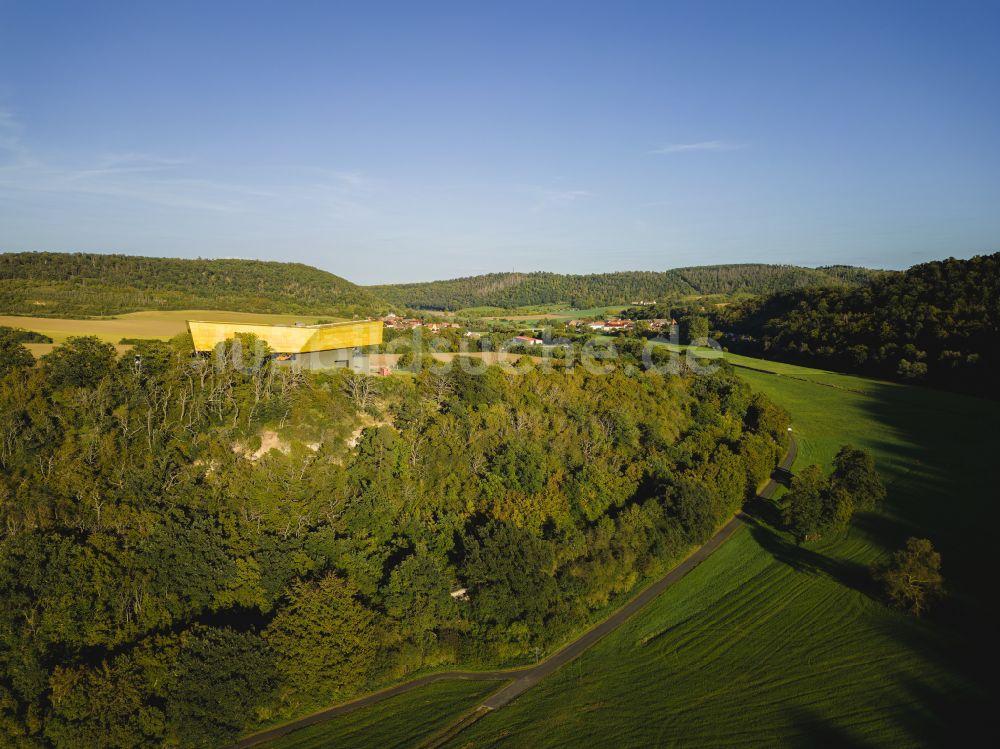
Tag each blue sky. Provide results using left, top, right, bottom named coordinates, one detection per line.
left=1, top=0, right=998, bottom=284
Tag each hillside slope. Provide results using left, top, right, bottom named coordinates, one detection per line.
left=715, top=252, right=1000, bottom=395
left=0, top=252, right=388, bottom=317
left=368, top=264, right=886, bottom=310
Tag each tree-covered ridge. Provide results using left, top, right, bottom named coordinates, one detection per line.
left=0, top=252, right=387, bottom=317
left=370, top=271, right=693, bottom=310
left=369, top=264, right=886, bottom=310
left=713, top=252, right=1000, bottom=395
left=673, top=263, right=885, bottom=296
left=0, top=335, right=788, bottom=747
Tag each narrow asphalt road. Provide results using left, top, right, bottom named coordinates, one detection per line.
left=232, top=437, right=797, bottom=749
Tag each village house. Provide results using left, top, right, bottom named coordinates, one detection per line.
left=605, top=319, right=634, bottom=329
left=422, top=322, right=462, bottom=334
left=648, top=318, right=678, bottom=332
left=383, top=317, right=423, bottom=330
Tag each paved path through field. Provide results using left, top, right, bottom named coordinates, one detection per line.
left=232, top=438, right=797, bottom=749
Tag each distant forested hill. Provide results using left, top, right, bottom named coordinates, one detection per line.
left=673, top=264, right=883, bottom=296
left=0, top=252, right=888, bottom=318
left=0, top=252, right=387, bottom=317
left=715, top=253, right=1000, bottom=395
left=369, top=264, right=886, bottom=310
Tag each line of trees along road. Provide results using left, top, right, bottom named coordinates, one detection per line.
left=0, top=331, right=790, bottom=747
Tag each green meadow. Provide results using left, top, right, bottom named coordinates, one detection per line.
left=454, top=304, right=625, bottom=323
left=262, top=680, right=499, bottom=749
left=274, top=353, right=996, bottom=748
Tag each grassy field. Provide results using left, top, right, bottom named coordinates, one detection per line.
left=261, top=680, right=500, bottom=749
left=454, top=304, right=625, bottom=324
left=1, top=309, right=336, bottom=357
left=443, top=357, right=996, bottom=747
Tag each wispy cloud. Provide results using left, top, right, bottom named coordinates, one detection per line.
left=651, top=140, right=745, bottom=154
left=0, top=115, right=247, bottom=212
left=0, top=159, right=255, bottom=214
left=296, top=168, right=378, bottom=219
left=529, top=187, right=593, bottom=213
left=63, top=153, right=192, bottom=182
left=0, top=110, right=376, bottom=218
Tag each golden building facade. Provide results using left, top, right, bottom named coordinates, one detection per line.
left=187, top=319, right=382, bottom=369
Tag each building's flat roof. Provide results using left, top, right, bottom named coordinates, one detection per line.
left=186, top=319, right=367, bottom=329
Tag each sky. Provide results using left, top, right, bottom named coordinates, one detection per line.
left=1, top=0, right=998, bottom=284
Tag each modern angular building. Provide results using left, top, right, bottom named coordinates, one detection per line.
left=187, top=319, right=382, bottom=370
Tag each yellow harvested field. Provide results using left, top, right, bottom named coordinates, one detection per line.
left=1, top=309, right=338, bottom=349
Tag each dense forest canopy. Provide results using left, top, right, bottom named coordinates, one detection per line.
left=0, top=332, right=788, bottom=747
left=713, top=253, right=1000, bottom=396
left=0, top=252, right=387, bottom=318
left=369, top=264, right=887, bottom=310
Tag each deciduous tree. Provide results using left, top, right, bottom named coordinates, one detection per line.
left=873, top=537, right=944, bottom=616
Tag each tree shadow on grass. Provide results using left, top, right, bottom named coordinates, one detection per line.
left=856, top=380, right=996, bottom=734
left=743, top=493, right=782, bottom=527
left=742, top=459, right=794, bottom=527
left=849, top=511, right=908, bottom=558
left=784, top=705, right=877, bottom=749
left=872, top=604, right=994, bottom=744
left=785, top=667, right=989, bottom=748
left=855, top=380, right=1000, bottom=598
left=896, top=669, right=994, bottom=746
left=742, top=515, right=875, bottom=598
